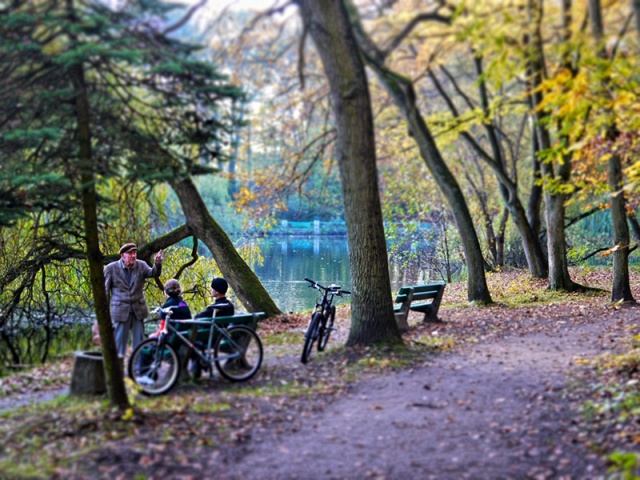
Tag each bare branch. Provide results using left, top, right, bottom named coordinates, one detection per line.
left=381, top=10, right=451, bottom=58
left=161, top=0, right=209, bottom=36
left=298, top=23, right=308, bottom=89
left=174, top=237, right=200, bottom=279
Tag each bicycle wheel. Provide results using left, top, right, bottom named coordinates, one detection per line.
left=128, top=337, right=180, bottom=395
left=301, top=311, right=322, bottom=364
left=214, top=325, right=263, bottom=382
left=318, top=305, right=336, bottom=352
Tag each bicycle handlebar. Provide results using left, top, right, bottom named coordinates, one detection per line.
left=304, top=278, right=350, bottom=295
left=152, top=306, right=174, bottom=316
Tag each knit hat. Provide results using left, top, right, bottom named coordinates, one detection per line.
left=164, top=279, right=182, bottom=297
left=119, top=243, right=137, bottom=255
left=210, top=277, right=228, bottom=294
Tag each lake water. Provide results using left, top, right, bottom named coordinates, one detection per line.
left=248, top=235, right=434, bottom=313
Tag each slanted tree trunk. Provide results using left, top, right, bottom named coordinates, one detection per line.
left=170, top=177, right=281, bottom=317
left=495, top=209, right=508, bottom=266
left=350, top=16, right=492, bottom=304
left=628, top=212, right=640, bottom=242
left=293, top=0, right=401, bottom=346
left=67, top=21, right=129, bottom=409
left=527, top=131, right=544, bottom=236
left=432, top=58, right=547, bottom=277
left=633, top=0, right=640, bottom=48
left=463, top=167, right=499, bottom=266
left=472, top=56, right=547, bottom=277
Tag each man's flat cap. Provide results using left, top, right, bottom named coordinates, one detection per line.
left=119, top=243, right=138, bottom=255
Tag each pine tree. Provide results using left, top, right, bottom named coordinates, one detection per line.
left=0, top=0, right=249, bottom=408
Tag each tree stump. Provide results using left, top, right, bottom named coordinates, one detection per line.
left=70, top=351, right=106, bottom=395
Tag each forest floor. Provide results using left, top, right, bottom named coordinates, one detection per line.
left=2, top=269, right=640, bottom=479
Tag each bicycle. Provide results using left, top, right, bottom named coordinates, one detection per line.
left=128, top=305, right=263, bottom=395
left=301, top=277, right=351, bottom=364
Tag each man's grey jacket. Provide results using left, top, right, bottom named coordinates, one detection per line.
left=104, top=259, right=162, bottom=323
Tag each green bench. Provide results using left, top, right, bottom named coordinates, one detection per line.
left=172, top=312, right=265, bottom=347
left=167, top=312, right=265, bottom=376
left=394, top=282, right=446, bottom=331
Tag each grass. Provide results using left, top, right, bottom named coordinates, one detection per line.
left=262, top=331, right=301, bottom=346
left=442, top=267, right=610, bottom=309
left=228, top=379, right=325, bottom=399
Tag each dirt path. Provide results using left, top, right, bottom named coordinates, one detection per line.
left=2, top=303, right=636, bottom=479
left=220, top=318, right=621, bottom=480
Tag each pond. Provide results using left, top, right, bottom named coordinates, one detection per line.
left=247, top=235, right=435, bottom=313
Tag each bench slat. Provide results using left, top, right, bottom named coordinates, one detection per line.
left=409, top=303, right=434, bottom=313
left=409, top=291, right=440, bottom=302
left=402, top=284, right=445, bottom=293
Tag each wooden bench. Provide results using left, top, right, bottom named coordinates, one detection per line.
left=394, top=282, right=446, bottom=331
left=173, top=312, right=266, bottom=347
left=168, top=312, right=266, bottom=378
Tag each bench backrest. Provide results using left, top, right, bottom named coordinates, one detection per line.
left=395, top=283, right=445, bottom=303
left=170, top=312, right=265, bottom=346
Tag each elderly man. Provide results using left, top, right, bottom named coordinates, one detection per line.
left=105, top=243, right=163, bottom=358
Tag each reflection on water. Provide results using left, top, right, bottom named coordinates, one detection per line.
left=247, top=236, right=433, bottom=313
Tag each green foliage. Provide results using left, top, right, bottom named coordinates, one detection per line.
left=147, top=245, right=223, bottom=313
left=577, top=331, right=640, bottom=477
left=607, top=452, right=639, bottom=480
left=0, top=0, right=247, bottom=373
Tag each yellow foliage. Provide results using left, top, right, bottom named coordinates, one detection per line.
left=121, top=408, right=134, bottom=421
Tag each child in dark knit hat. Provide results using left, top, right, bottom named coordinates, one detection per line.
left=195, top=277, right=235, bottom=318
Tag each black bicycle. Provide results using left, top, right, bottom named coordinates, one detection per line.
left=301, top=277, right=351, bottom=364
left=128, top=305, right=263, bottom=395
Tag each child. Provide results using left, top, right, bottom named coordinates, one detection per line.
left=150, top=279, right=192, bottom=338
left=195, top=277, right=234, bottom=318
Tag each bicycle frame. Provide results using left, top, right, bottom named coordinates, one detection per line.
left=301, top=278, right=350, bottom=363
left=131, top=306, right=263, bottom=394
left=155, top=309, right=241, bottom=366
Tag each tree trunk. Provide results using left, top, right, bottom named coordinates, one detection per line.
left=634, top=0, right=640, bottom=51
left=430, top=56, right=546, bottom=277
left=293, top=0, right=401, bottom=345
left=375, top=74, right=492, bottom=302
left=608, top=153, right=634, bottom=301
left=589, top=0, right=634, bottom=302
left=628, top=211, right=640, bottom=242
left=472, top=56, right=547, bottom=277
left=170, top=177, right=281, bottom=317
left=526, top=130, right=544, bottom=236
left=68, top=36, right=129, bottom=409
left=462, top=165, right=499, bottom=267
left=527, top=0, right=580, bottom=291
left=347, top=7, right=492, bottom=303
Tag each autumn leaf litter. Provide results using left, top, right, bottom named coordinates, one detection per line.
left=1, top=268, right=640, bottom=478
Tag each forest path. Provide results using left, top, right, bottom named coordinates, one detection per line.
left=219, top=314, right=626, bottom=480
